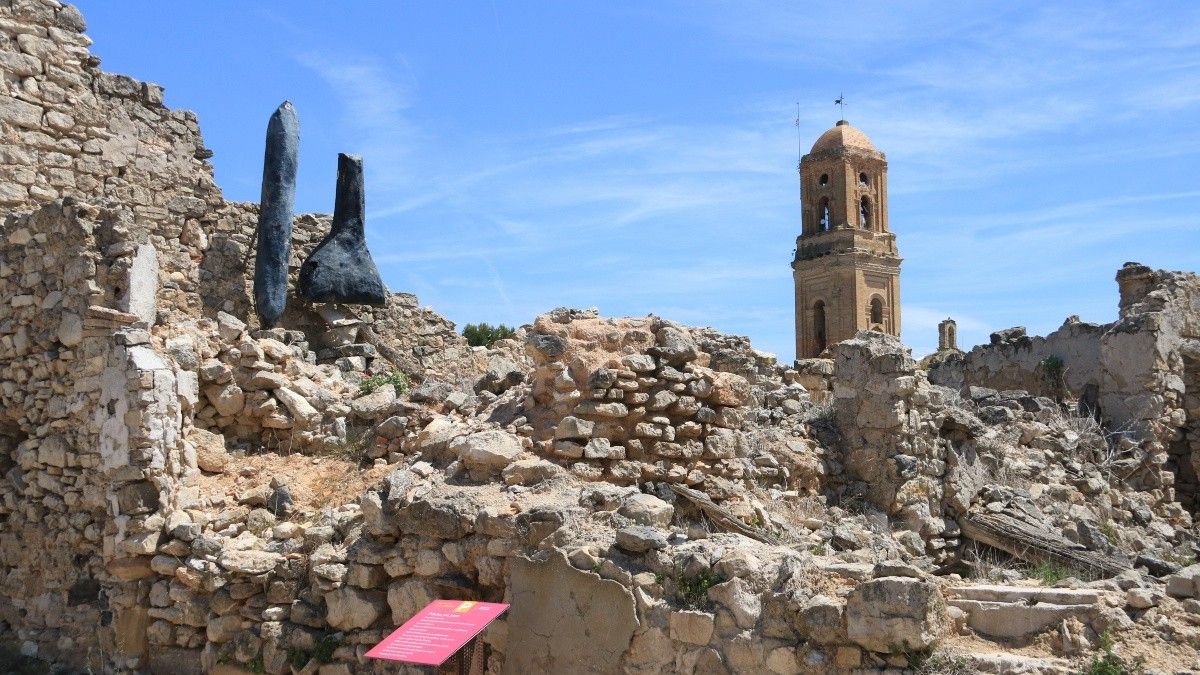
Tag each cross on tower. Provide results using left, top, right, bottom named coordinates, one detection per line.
left=834, top=93, right=846, bottom=119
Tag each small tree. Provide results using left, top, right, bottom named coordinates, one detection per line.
left=1038, top=355, right=1067, bottom=402
left=463, top=323, right=515, bottom=348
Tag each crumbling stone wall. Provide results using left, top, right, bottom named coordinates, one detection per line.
left=0, top=0, right=472, bottom=383
left=928, top=263, right=1200, bottom=508
left=0, top=202, right=189, bottom=668
left=1102, top=264, right=1200, bottom=503
left=204, top=206, right=477, bottom=382
left=0, top=0, right=224, bottom=327
left=0, top=3, right=1198, bottom=673
left=830, top=333, right=991, bottom=562
left=927, top=318, right=1107, bottom=400
left=517, top=309, right=814, bottom=494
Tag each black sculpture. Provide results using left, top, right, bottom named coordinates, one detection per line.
left=253, top=101, right=299, bottom=328
left=298, top=153, right=387, bottom=305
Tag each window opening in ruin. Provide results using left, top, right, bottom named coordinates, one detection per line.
left=813, top=301, right=827, bottom=353
left=819, top=173, right=829, bottom=186
left=859, top=196, right=871, bottom=229
left=819, top=198, right=831, bottom=231
left=859, top=172, right=869, bottom=186
left=870, top=297, right=883, bottom=325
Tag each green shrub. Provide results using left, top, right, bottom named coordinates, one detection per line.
left=1085, top=631, right=1145, bottom=675
left=359, top=371, right=410, bottom=395
left=675, top=569, right=721, bottom=609
left=463, top=323, right=516, bottom=348
left=1098, top=520, right=1119, bottom=544
left=894, top=642, right=972, bottom=674
left=1038, top=355, right=1067, bottom=400
left=1031, top=560, right=1075, bottom=585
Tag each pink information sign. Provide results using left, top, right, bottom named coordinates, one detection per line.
left=365, top=599, right=509, bottom=666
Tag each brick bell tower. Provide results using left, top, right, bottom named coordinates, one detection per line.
left=791, top=119, right=901, bottom=359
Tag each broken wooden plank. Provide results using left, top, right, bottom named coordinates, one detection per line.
left=961, top=510, right=1131, bottom=579
left=669, top=484, right=771, bottom=543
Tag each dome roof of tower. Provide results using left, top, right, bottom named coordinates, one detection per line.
left=810, top=120, right=879, bottom=154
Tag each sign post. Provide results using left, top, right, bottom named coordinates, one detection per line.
left=366, top=600, right=509, bottom=672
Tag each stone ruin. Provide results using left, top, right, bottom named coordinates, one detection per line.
left=0, top=3, right=1199, bottom=674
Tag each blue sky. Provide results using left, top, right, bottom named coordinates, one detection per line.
left=76, top=1, right=1200, bottom=359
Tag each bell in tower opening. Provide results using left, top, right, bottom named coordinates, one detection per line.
left=791, top=118, right=902, bottom=360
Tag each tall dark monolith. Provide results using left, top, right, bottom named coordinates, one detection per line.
left=253, top=101, right=299, bottom=328
left=297, top=153, right=387, bottom=305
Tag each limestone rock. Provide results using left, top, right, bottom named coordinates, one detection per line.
left=502, top=459, right=566, bottom=486
left=618, top=493, right=674, bottom=527
left=412, top=416, right=466, bottom=458
left=203, top=383, right=245, bottom=417
left=477, top=354, right=526, bottom=394
left=387, top=579, right=435, bottom=625
left=670, top=610, right=715, bottom=645
left=555, top=416, right=594, bottom=441
left=395, top=498, right=474, bottom=539
left=653, top=326, right=698, bottom=364
left=1126, top=587, right=1162, bottom=609
left=187, top=427, right=229, bottom=473
left=1166, top=564, right=1200, bottom=598
left=506, top=550, right=638, bottom=674
left=707, top=577, right=761, bottom=629
left=709, top=371, right=752, bottom=406
left=275, top=387, right=320, bottom=425
left=218, top=550, right=284, bottom=575
left=451, top=430, right=523, bottom=476
left=615, top=526, right=667, bottom=553
left=57, top=311, right=83, bottom=347
left=351, top=385, right=396, bottom=418
left=584, top=438, right=625, bottom=459
left=324, top=586, right=385, bottom=630
left=206, top=614, right=242, bottom=643
left=845, top=576, right=947, bottom=653
left=216, top=311, right=247, bottom=342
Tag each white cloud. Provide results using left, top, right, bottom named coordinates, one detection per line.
left=292, top=4, right=1200, bottom=363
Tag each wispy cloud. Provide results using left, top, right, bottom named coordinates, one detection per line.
left=291, top=2, right=1200, bottom=360
left=297, top=52, right=420, bottom=195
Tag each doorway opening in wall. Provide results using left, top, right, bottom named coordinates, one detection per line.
left=1169, top=354, right=1200, bottom=514
left=813, top=301, right=827, bottom=355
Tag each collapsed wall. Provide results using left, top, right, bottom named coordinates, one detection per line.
left=0, top=2, right=1199, bottom=674
left=0, top=1, right=476, bottom=669
left=930, top=263, right=1200, bottom=510
left=927, top=318, right=1106, bottom=400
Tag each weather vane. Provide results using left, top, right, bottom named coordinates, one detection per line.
left=834, top=93, right=846, bottom=119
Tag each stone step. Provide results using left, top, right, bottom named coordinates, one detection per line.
left=960, top=651, right=1072, bottom=674
left=948, top=598, right=1096, bottom=639
left=946, top=583, right=1103, bottom=605
left=945, top=584, right=1110, bottom=640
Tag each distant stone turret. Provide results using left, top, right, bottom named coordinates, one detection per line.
left=938, top=318, right=959, bottom=352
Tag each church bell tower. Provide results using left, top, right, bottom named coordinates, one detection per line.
left=792, top=119, right=901, bottom=359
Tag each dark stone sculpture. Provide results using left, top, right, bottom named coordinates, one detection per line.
left=298, top=153, right=387, bottom=305
left=253, top=101, right=299, bottom=328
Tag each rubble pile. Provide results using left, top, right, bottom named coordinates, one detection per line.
left=0, top=2, right=1199, bottom=674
